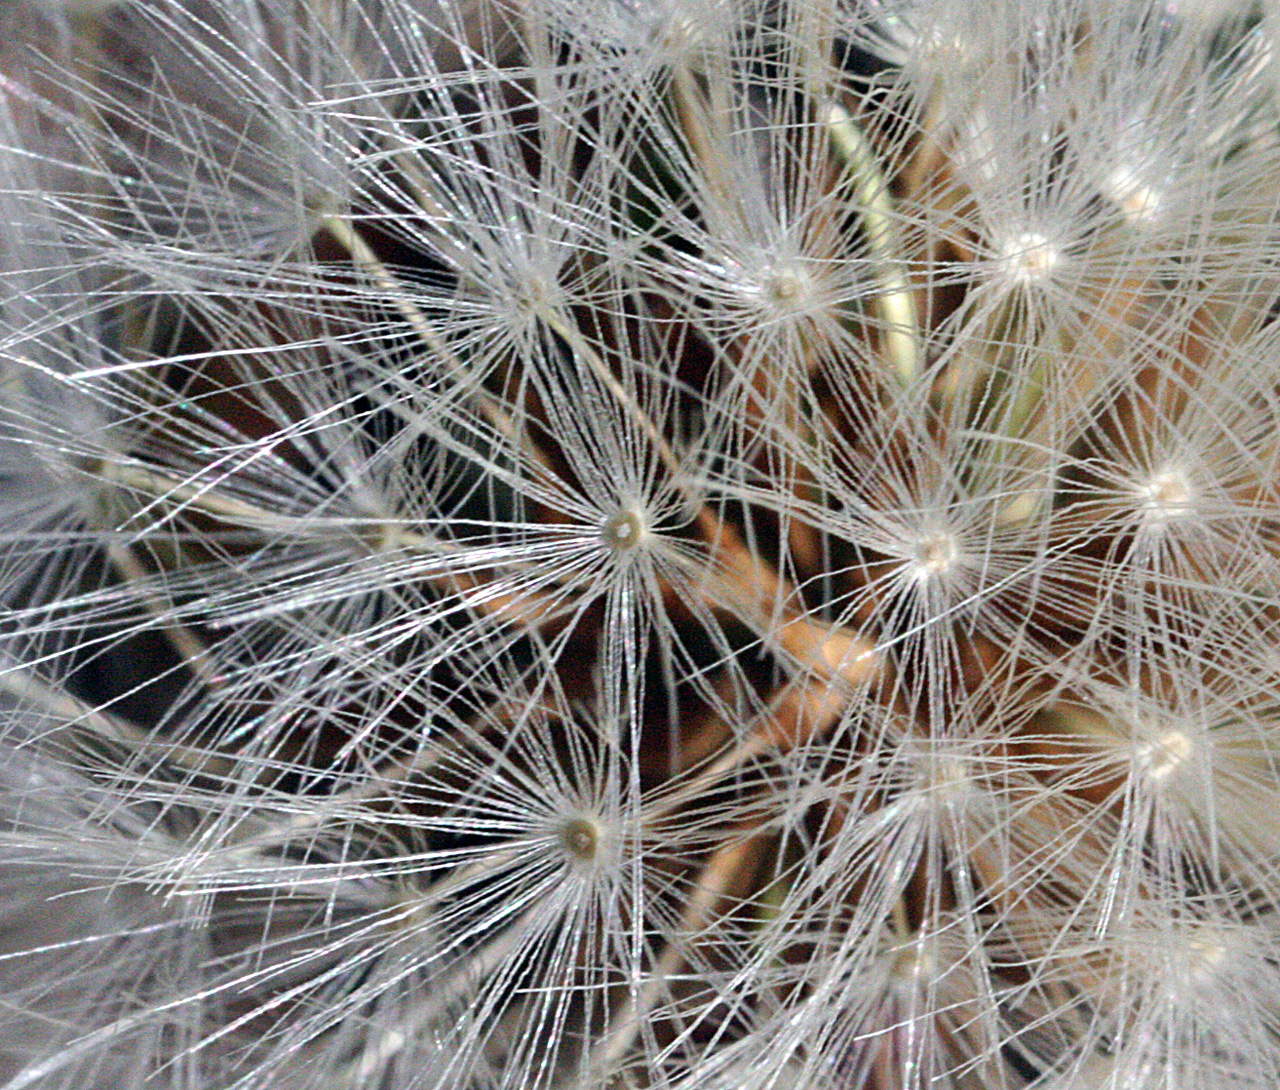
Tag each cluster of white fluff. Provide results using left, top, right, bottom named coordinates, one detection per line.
left=3, top=0, right=1280, bottom=1087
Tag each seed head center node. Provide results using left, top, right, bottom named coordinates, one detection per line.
left=928, top=756, right=975, bottom=805
left=1188, top=935, right=1228, bottom=972
left=1106, top=166, right=1162, bottom=223
left=891, top=942, right=936, bottom=987
left=764, top=267, right=810, bottom=310
left=1141, top=468, right=1195, bottom=520
left=602, top=507, right=647, bottom=552
left=999, top=230, right=1061, bottom=284
left=1138, top=729, right=1193, bottom=782
left=560, top=816, right=602, bottom=862
left=911, top=534, right=959, bottom=578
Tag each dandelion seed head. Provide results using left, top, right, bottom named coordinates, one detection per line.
left=7, top=0, right=1280, bottom=1086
